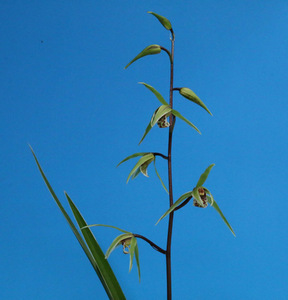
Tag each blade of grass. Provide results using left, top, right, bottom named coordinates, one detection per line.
left=66, top=193, right=127, bottom=299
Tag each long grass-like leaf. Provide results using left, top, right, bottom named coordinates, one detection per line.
left=66, top=193, right=126, bottom=299
left=30, top=146, right=125, bottom=300
left=156, top=191, right=193, bottom=224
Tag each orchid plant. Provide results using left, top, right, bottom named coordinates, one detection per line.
left=32, top=11, right=235, bottom=300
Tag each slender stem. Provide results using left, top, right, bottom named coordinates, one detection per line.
left=174, top=196, right=192, bottom=211
left=153, top=152, right=168, bottom=160
left=166, top=28, right=175, bottom=300
left=133, top=234, right=166, bottom=255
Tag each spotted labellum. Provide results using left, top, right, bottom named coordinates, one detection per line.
left=193, top=187, right=208, bottom=208
left=157, top=113, right=170, bottom=128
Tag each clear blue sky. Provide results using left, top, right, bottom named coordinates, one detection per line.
left=1, top=1, right=288, bottom=299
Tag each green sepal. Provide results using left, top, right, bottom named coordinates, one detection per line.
left=140, top=157, right=154, bottom=177
left=106, top=233, right=133, bottom=259
left=139, top=82, right=169, bottom=106
left=139, top=105, right=172, bottom=144
left=154, top=160, right=169, bottom=194
left=125, top=45, right=161, bottom=69
left=147, top=11, right=172, bottom=30
left=117, top=152, right=148, bottom=167
left=134, top=243, right=141, bottom=281
left=207, top=195, right=236, bottom=236
left=156, top=191, right=193, bottom=224
left=127, top=153, right=155, bottom=182
left=171, top=109, right=201, bottom=134
left=179, top=88, right=212, bottom=116
left=196, top=164, right=215, bottom=188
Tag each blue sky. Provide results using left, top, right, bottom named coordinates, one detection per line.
left=1, top=1, right=288, bottom=299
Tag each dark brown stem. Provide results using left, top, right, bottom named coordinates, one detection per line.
left=153, top=152, right=168, bottom=160
left=174, top=196, right=192, bottom=211
left=133, top=234, right=166, bottom=254
left=166, top=29, right=175, bottom=300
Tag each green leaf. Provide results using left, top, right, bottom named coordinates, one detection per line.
left=81, top=224, right=130, bottom=234
left=134, top=243, right=141, bottom=282
left=139, top=82, right=169, bottom=105
left=66, top=194, right=126, bottom=300
left=148, top=11, right=172, bottom=30
left=196, top=164, right=215, bottom=188
left=179, top=88, right=212, bottom=116
left=171, top=109, right=201, bottom=134
left=154, top=160, right=169, bottom=194
left=127, top=153, right=155, bottom=182
left=207, top=195, right=236, bottom=237
left=30, top=146, right=125, bottom=300
left=156, top=191, right=193, bottom=224
left=125, top=45, right=161, bottom=69
left=139, top=105, right=172, bottom=144
left=117, top=152, right=148, bottom=167
left=105, top=233, right=133, bottom=259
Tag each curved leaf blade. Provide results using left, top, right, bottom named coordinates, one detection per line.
left=171, top=109, right=201, bottom=134
left=66, top=193, right=127, bottom=300
left=139, top=82, right=169, bottom=105
left=125, top=45, right=161, bottom=69
left=156, top=191, right=193, bottom=224
left=207, top=195, right=236, bottom=237
left=140, top=157, right=154, bottom=177
left=196, top=164, right=215, bottom=188
left=148, top=11, right=172, bottom=30
left=179, top=88, right=212, bottom=116
left=30, top=147, right=125, bottom=299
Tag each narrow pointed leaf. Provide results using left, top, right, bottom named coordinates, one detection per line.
left=156, top=191, right=193, bottom=224
left=66, top=194, right=126, bottom=299
left=207, top=195, right=236, bottom=236
left=191, top=187, right=204, bottom=207
left=117, top=153, right=148, bottom=167
left=196, top=164, right=215, bottom=188
left=148, top=11, right=172, bottom=30
left=30, top=146, right=125, bottom=300
left=82, top=224, right=130, bottom=234
left=139, top=82, right=169, bottom=105
left=127, top=153, right=155, bottom=182
left=134, top=243, right=141, bottom=282
left=125, top=45, right=161, bottom=69
left=171, top=109, right=201, bottom=134
left=154, top=160, right=169, bottom=194
left=179, top=88, right=212, bottom=116
left=129, top=237, right=137, bottom=272
left=105, top=233, right=133, bottom=259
